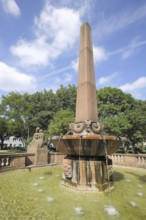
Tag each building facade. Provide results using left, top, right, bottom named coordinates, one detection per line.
left=2, top=136, right=25, bottom=149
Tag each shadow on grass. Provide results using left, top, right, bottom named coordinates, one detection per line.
left=126, top=172, right=146, bottom=183
left=43, top=171, right=53, bottom=175
left=113, top=171, right=124, bottom=182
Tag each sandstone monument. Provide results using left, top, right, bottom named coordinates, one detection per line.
left=76, top=22, right=97, bottom=122
left=69, top=23, right=103, bottom=135
left=52, top=23, right=122, bottom=192
left=27, top=127, right=48, bottom=165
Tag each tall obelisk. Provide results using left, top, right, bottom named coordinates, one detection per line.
left=75, top=23, right=98, bottom=122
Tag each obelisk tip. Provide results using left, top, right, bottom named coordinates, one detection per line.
left=81, top=22, right=91, bottom=29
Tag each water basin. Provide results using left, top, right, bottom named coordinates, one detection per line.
left=51, top=135, right=123, bottom=156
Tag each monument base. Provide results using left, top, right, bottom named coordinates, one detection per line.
left=27, top=128, right=48, bottom=166
left=27, top=145, right=48, bottom=166
left=34, top=146, right=48, bottom=165
left=62, top=156, right=114, bottom=192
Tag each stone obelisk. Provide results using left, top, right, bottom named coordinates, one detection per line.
left=52, top=23, right=122, bottom=192
left=75, top=23, right=98, bottom=122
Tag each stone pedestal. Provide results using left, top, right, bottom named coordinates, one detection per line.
left=27, top=145, right=48, bottom=165
left=62, top=156, right=114, bottom=191
left=27, top=128, right=48, bottom=166
left=34, top=146, right=48, bottom=165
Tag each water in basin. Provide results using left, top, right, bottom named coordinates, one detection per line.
left=0, top=165, right=146, bottom=220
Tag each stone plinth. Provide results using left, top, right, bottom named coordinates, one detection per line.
left=35, top=146, right=48, bottom=165
left=10, top=156, right=25, bottom=168
left=27, top=145, right=48, bottom=166
left=61, top=156, right=114, bottom=191
left=27, top=128, right=48, bottom=165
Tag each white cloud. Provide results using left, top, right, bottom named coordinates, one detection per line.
left=1, top=0, right=21, bottom=16
left=64, top=72, right=73, bottom=83
left=98, top=72, right=118, bottom=86
left=120, top=77, right=146, bottom=92
left=71, top=59, right=78, bottom=72
left=93, top=46, right=108, bottom=63
left=11, top=3, right=81, bottom=67
left=95, top=4, right=146, bottom=39
left=120, top=77, right=146, bottom=99
left=0, top=61, right=37, bottom=92
left=11, top=38, right=49, bottom=67
left=122, top=38, right=146, bottom=59
left=107, top=38, right=146, bottom=60
left=41, top=66, right=72, bottom=81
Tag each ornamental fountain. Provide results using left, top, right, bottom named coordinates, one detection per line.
left=52, top=23, right=123, bottom=192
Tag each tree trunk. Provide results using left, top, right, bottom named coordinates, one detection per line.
left=0, top=139, right=4, bottom=150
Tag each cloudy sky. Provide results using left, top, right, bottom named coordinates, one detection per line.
left=0, top=0, right=146, bottom=100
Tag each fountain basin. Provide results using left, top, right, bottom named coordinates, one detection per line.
left=51, top=135, right=122, bottom=156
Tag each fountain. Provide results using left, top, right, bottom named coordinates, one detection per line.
left=51, top=23, right=123, bottom=192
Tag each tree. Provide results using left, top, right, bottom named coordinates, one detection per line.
left=23, top=90, right=57, bottom=135
left=125, top=100, right=146, bottom=147
left=48, top=109, right=75, bottom=136
left=0, top=117, right=15, bottom=149
left=0, top=92, right=29, bottom=146
left=97, top=87, right=135, bottom=118
left=0, top=85, right=145, bottom=151
left=97, top=87, right=146, bottom=148
left=56, top=85, right=76, bottom=112
left=0, top=90, right=58, bottom=141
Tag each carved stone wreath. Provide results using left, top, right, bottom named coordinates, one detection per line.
left=69, top=120, right=103, bottom=135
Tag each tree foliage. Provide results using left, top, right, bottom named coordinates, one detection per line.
left=56, top=84, right=76, bottom=111
left=23, top=90, right=57, bottom=134
left=0, top=85, right=76, bottom=148
left=0, top=85, right=145, bottom=150
left=48, top=109, right=75, bottom=136
left=0, top=92, right=28, bottom=148
left=97, top=87, right=146, bottom=146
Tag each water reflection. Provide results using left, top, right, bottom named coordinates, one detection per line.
left=39, top=176, right=45, bottom=180
left=126, top=179, right=131, bottom=183
left=37, top=189, right=44, bottom=193
left=47, top=196, right=54, bottom=202
left=136, top=192, right=143, bottom=197
left=137, top=184, right=143, bottom=188
left=73, top=207, right=84, bottom=215
left=32, top=182, right=38, bottom=186
left=104, top=205, right=119, bottom=216
left=129, top=201, right=137, bottom=207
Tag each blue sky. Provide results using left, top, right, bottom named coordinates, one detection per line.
left=0, top=0, right=146, bottom=101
